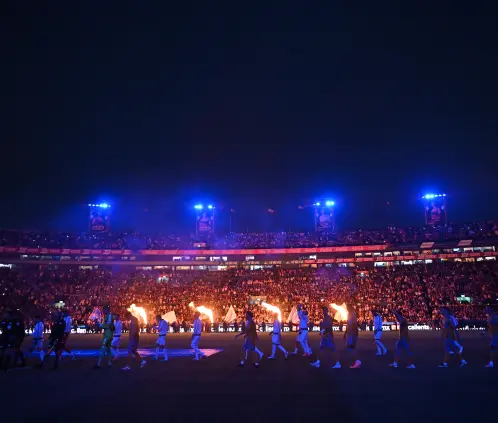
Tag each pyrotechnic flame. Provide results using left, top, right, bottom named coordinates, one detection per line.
left=331, top=303, right=348, bottom=321
left=189, top=301, right=214, bottom=323
left=127, top=304, right=148, bottom=325
left=196, top=306, right=214, bottom=323
left=261, top=302, right=282, bottom=322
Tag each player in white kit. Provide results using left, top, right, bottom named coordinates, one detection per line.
left=30, top=315, right=45, bottom=366
left=110, top=313, right=122, bottom=363
left=268, top=312, right=289, bottom=360
left=154, top=314, right=169, bottom=361
left=292, top=304, right=311, bottom=356
left=62, top=311, right=76, bottom=360
left=372, top=310, right=387, bottom=356
left=191, top=312, right=206, bottom=360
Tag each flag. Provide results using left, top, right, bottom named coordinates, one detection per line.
left=162, top=310, right=177, bottom=324
left=268, top=208, right=275, bottom=214
left=287, top=306, right=299, bottom=324
left=224, top=305, right=237, bottom=323
left=89, top=307, right=102, bottom=322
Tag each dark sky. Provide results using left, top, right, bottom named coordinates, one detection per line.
left=3, top=2, right=498, bottom=233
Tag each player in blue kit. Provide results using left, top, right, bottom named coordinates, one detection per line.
left=310, top=306, right=341, bottom=369
left=485, top=304, right=498, bottom=368
left=389, top=309, right=415, bottom=369
left=372, top=310, right=387, bottom=356
left=234, top=311, right=264, bottom=367
left=438, top=307, right=467, bottom=368
left=344, top=304, right=361, bottom=369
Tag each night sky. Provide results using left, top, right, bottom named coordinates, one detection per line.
left=3, top=2, right=498, bottom=233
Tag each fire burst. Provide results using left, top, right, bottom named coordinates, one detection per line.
left=128, top=304, right=148, bottom=325
left=261, top=302, right=282, bottom=322
left=189, top=301, right=214, bottom=323
left=330, top=303, right=348, bottom=321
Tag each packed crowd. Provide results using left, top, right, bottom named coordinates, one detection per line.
left=1, top=261, right=496, bottom=330
left=1, top=221, right=497, bottom=251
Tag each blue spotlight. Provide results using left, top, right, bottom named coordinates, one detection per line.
left=315, top=202, right=321, bottom=206
left=194, top=204, right=203, bottom=210
left=423, top=193, right=445, bottom=200
left=207, top=204, right=213, bottom=210
left=325, top=200, right=335, bottom=207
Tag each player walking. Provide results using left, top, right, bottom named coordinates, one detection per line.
left=95, top=305, right=114, bottom=369
left=438, top=306, right=467, bottom=368
left=110, top=313, right=122, bottom=363
left=344, top=304, right=361, bottom=368
left=30, top=315, right=45, bottom=366
left=1, top=310, right=26, bottom=370
left=191, top=311, right=206, bottom=361
left=389, top=309, right=415, bottom=369
left=234, top=311, right=264, bottom=367
left=292, top=304, right=311, bottom=357
left=448, top=309, right=463, bottom=354
left=372, top=310, right=387, bottom=356
left=310, top=306, right=341, bottom=369
left=485, top=304, right=498, bottom=368
left=11, top=310, right=27, bottom=368
left=154, top=314, right=169, bottom=361
left=0, top=309, right=12, bottom=369
left=45, top=311, right=66, bottom=370
left=62, top=311, right=76, bottom=360
left=268, top=312, right=288, bottom=360
left=125, top=311, right=146, bottom=368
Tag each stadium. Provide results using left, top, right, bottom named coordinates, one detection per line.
left=4, top=2, right=498, bottom=422
left=1, top=202, right=497, bottom=422
left=1, top=196, right=496, bottom=328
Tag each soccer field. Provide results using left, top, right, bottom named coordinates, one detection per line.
left=1, top=332, right=495, bottom=422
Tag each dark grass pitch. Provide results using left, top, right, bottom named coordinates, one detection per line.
left=1, top=332, right=496, bottom=423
